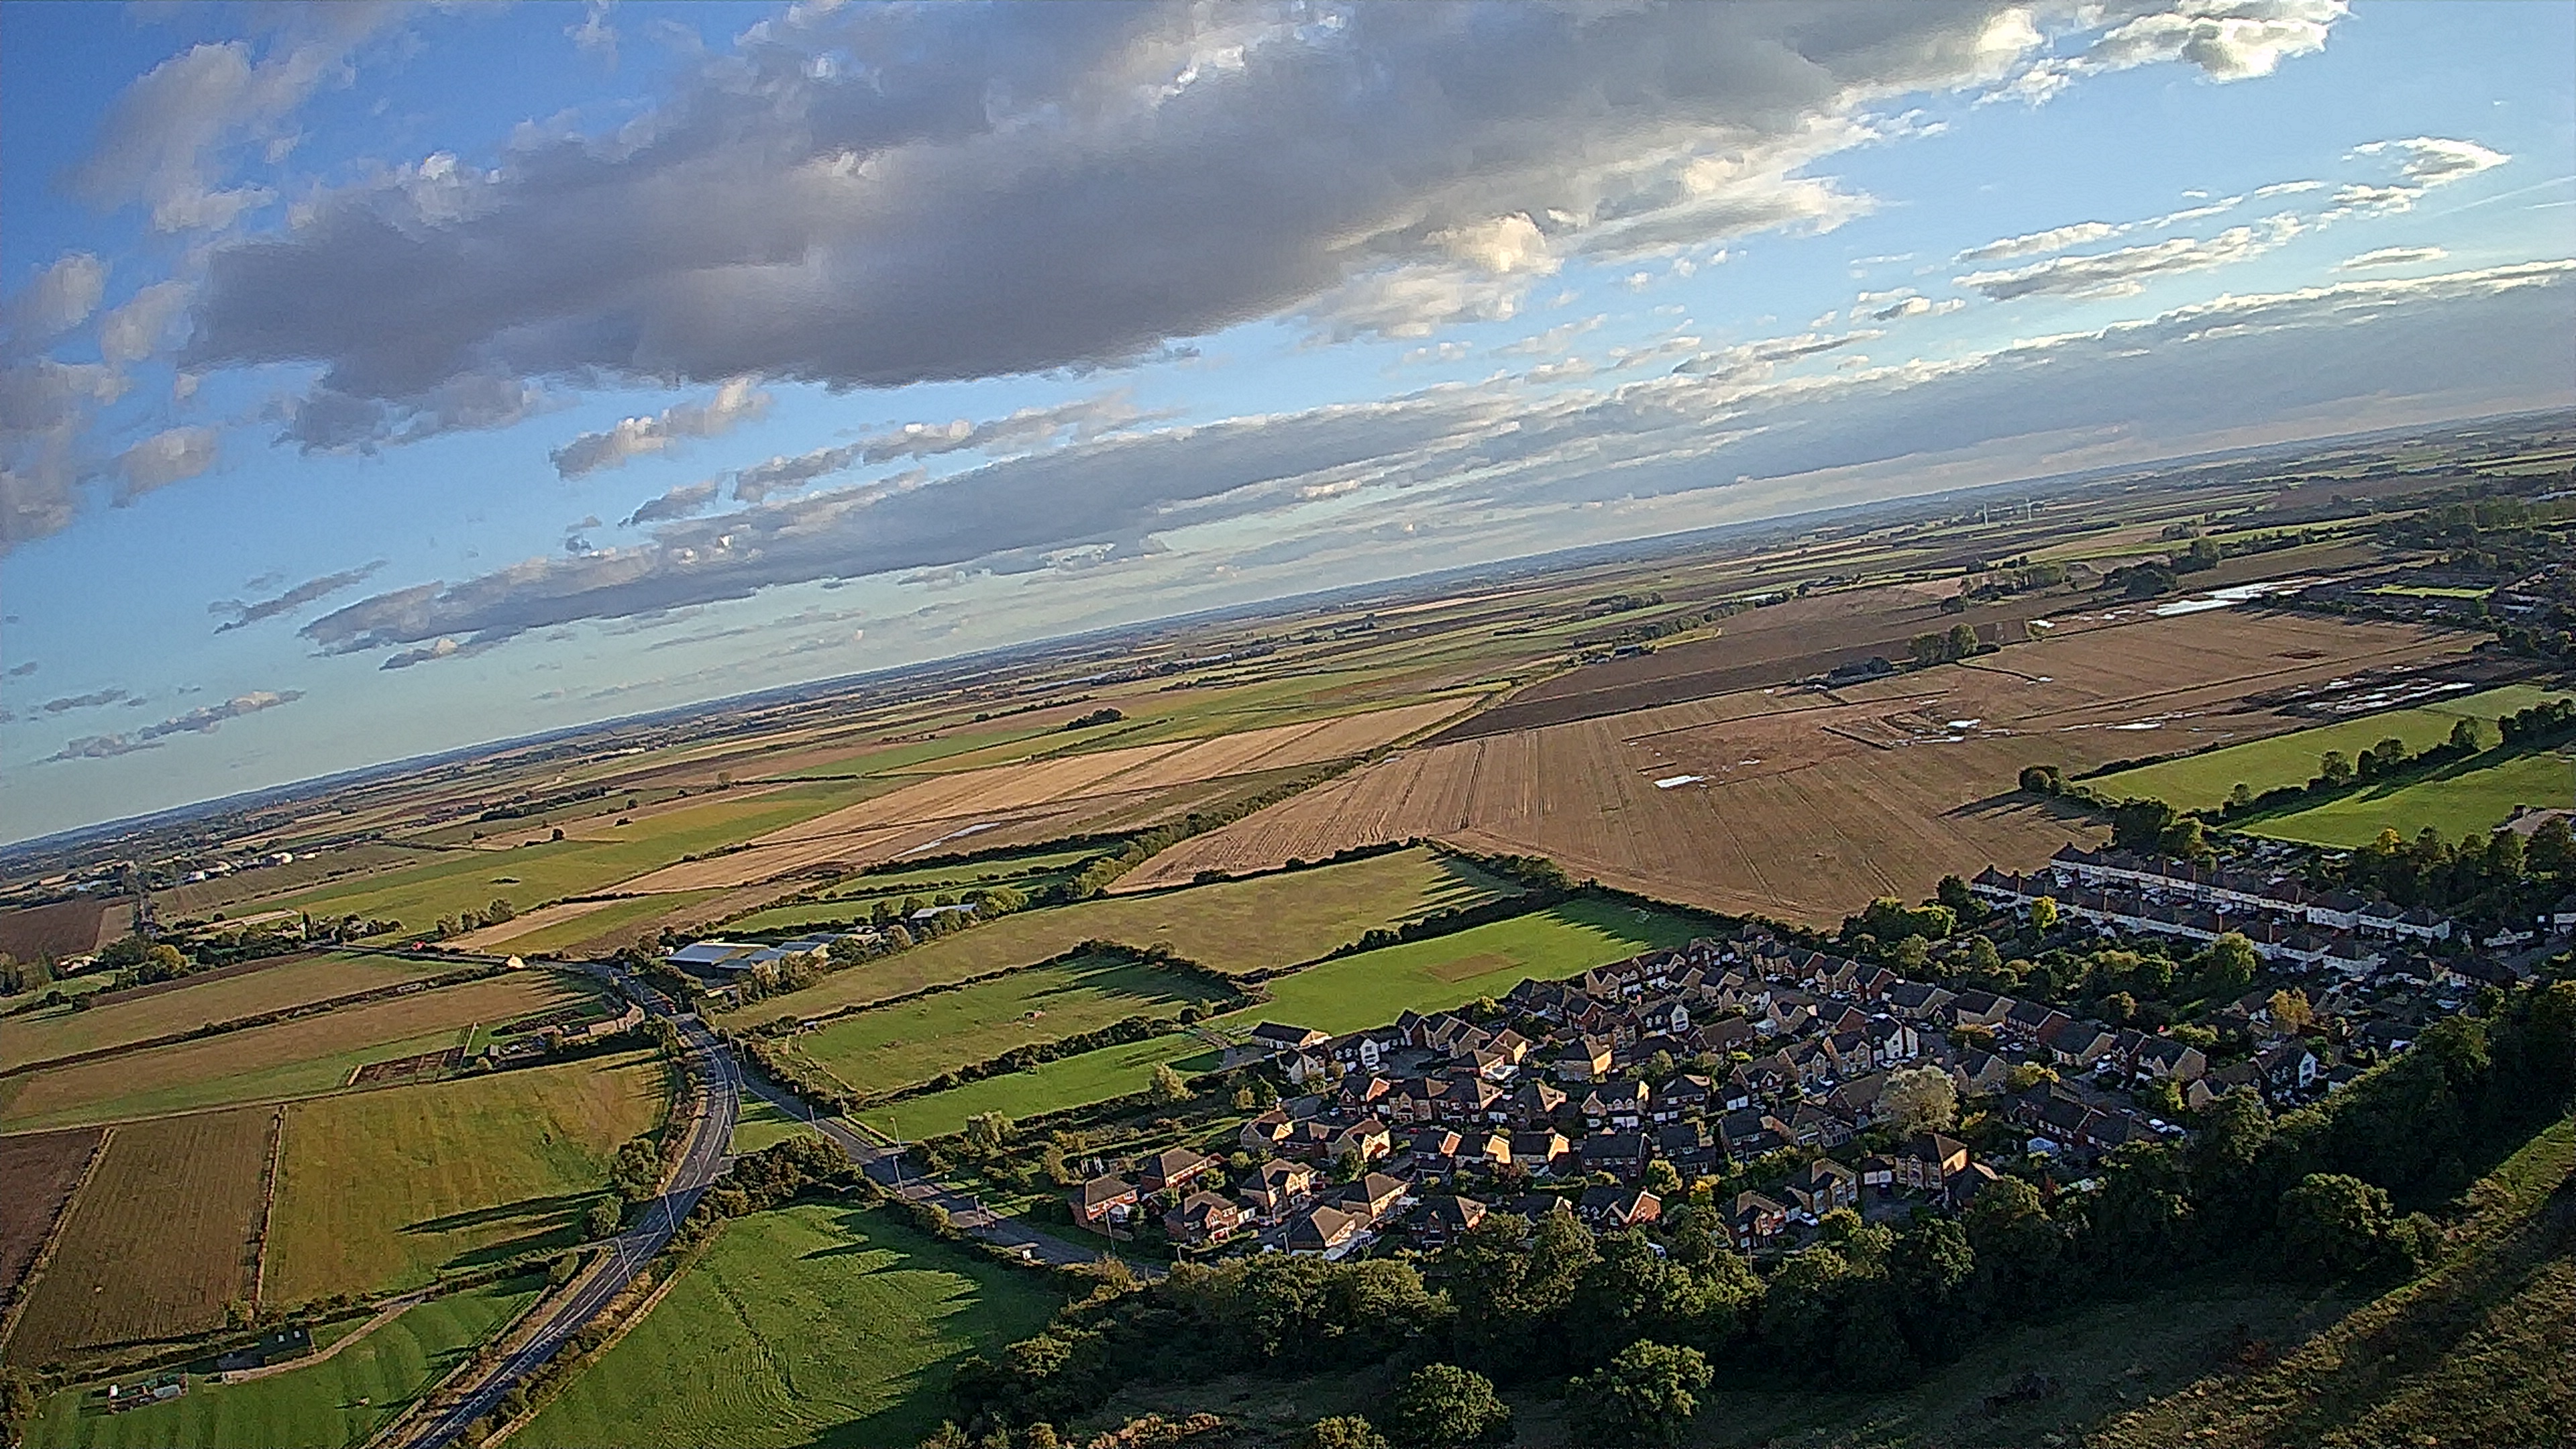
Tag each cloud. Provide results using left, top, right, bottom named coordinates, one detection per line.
left=2354, top=136, right=2509, bottom=187
left=5, top=661, right=36, bottom=678
left=551, top=378, right=768, bottom=478
left=1957, top=217, right=2299, bottom=301
left=2000, top=0, right=2347, bottom=103
left=1955, top=221, right=2122, bottom=263
left=1866, top=295, right=1966, bottom=322
left=623, top=480, right=719, bottom=527
left=48, top=689, right=305, bottom=761
left=182, top=5, right=2127, bottom=402
left=721, top=392, right=1150, bottom=503
left=1493, top=316, right=1606, bottom=358
left=97, top=280, right=195, bottom=366
left=208, top=561, right=386, bottom=631
left=279, top=372, right=552, bottom=453
left=40, top=688, right=129, bottom=714
left=114, top=425, right=221, bottom=502
left=5, top=254, right=109, bottom=347
left=2339, top=246, right=2449, bottom=271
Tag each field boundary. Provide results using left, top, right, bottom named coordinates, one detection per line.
left=248, top=1106, right=286, bottom=1311
left=0, top=961, right=508, bottom=1081
left=0, top=1124, right=113, bottom=1362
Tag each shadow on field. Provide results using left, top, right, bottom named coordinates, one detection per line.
left=402, top=1190, right=594, bottom=1236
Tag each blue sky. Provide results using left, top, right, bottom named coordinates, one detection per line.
left=2, top=1, right=2571, bottom=844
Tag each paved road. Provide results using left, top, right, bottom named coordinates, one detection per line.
left=729, top=1064, right=1122, bottom=1271
left=396, top=996, right=739, bottom=1449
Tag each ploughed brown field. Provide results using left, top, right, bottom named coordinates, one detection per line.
left=1123, top=610, right=2477, bottom=925
left=0, top=899, right=117, bottom=964
left=0, top=1127, right=103, bottom=1318
left=2, top=1108, right=270, bottom=1364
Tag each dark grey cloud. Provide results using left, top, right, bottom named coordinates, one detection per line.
left=278, top=372, right=552, bottom=453
left=40, top=688, right=129, bottom=714
left=48, top=689, right=305, bottom=761
left=621, top=480, right=719, bottom=527
left=550, top=378, right=767, bottom=477
left=725, top=392, right=1150, bottom=503
left=185, top=3, right=2148, bottom=403
left=208, top=561, right=386, bottom=631
left=5, top=660, right=37, bottom=678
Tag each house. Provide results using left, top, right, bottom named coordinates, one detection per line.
left=1509, top=1129, right=1571, bottom=1174
left=1898, top=1133, right=1970, bottom=1191
left=1327, top=1171, right=1411, bottom=1224
left=1731, top=1191, right=1791, bottom=1252
left=1238, top=1159, right=1316, bottom=1224
left=1509, top=1080, right=1568, bottom=1124
left=1238, top=1109, right=1297, bottom=1154
left=1073, top=1175, right=1138, bottom=1226
left=1581, top=1081, right=1649, bottom=1130
left=1410, top=1193, right=1488, bottom=1248
left=1164, top=1191, right=1246, bottom=1247
left=2132, top=1036, right=2208, bottom=1083
left=1576, top=1185, right=1662, bottom=1230
left=1785, top=1158, right=1858, bottom=1217
left=1578, top=1130, right=1651, bottom=1181
left=1652, top=1074, right=1713, bottom=1123
left=1405, top=1128, right=1465, bottom=1169
left=1248, top=1021, right=1330, bottom=1055
left=1285, top=1203, right=1365, bottom=1257
left=1458, top=1129, right=1515, bottom=1173
left=1656, top=1121, right=1716, bottom=1177
left=1858, top=1153, right=1897, bottom=1195
left=1553, top=1036, right=1615, bottom=1082
left=1138, top=1147, right=1215, bottom=1195
left=2255, top=1041, right=2319, bottom=1097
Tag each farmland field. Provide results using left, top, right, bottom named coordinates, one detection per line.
left=728, top=1097, right=812, bottom=1155
left=0, top=971, right=601, bottom=1132
left=782, top=954, right=1235, bottom=1098
left=511, top=1205, right=1063, bottom=1449
left=1125, top=612, right=2477, bottom=922
left=727, top=847, right=1517, bottom=1024
left=21, top=1276, right=541, bottom=1449
left=2242, top=748, right=2576, bottom=849
left=262, top=1053, right=669, bottom=1305
left=0, top=900, right=117, bottom=963
left=0, top=953, right=453, bottom=1073
left=0, top=1128, right=103, bottom=1316
left=2090, top=684, right=2569, bottom=811
left=857, top=1032, right=1213, bottom=1139
left=5, top=1109, right=270, bottom=1364
left=449, top=890, right=726, bottom=955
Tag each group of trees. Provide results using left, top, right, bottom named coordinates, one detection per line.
left=1909, top=623, right=1986, bottom=669
left=949, top=981, right=2574, bottom=1444
left=431, top=897, right=517, bottom=939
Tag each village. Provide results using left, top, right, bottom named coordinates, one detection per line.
left=1059, top=843, right=2542, bottom=1268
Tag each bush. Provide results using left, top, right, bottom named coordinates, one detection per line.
left=1566, top=1340, right=1713, bottom=1447
left=1387, top=1363, right=1511, bottom=1448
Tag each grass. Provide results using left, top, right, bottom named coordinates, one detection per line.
left=723, top=848, right=1517, bottom=1023
left=2243, top=748, right=2576, bottom=848
left=2089, top=688, right=2563, bottom=812
left=0, top=971, right=600, bottom=1132
left=487, top=891, right=727, bottom=957
left=0, top=954, right=449, bottom=1073
left=262, top=1052, right=669, bottom=1306
left=782, top=955, right=1236, bottom=1098
left=511, top=1203, right=1064, bottom=1449
left=21, top=1277, right=541, bottom=1449
left=860, top=898, right=1704, bottom=1137
left=729, top=1096, right=817, bottom=1155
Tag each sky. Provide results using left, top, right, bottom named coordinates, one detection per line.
left=1, top=1, right=2571, bottom=845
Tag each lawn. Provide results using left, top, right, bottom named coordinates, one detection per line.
left=511, top=1204, right=1063, bottom=1449
left=723, top=847, right=1519, bottom=1023
left=22, top=1277, right=541, bottom=1449
left=262, top=1053, right=669, bottom=1306
left=729, top=1096, right=816, bottom=1155
left=2092, top=685, right=2569, bottom=811
left=0, top=971, right=601, bottom=1132
left=859, top=898, right=1703, bottom=1138
left=2243, top=747, right=2576, bottom=848
left=782, top=955, right=1236, bottom=1099
left=0, top=953, right=449, bottom=1073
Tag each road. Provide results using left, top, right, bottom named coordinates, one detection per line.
left=730, top=1063, right=1121, bottom=1271
left=396, top=984, right=739, bottom=1449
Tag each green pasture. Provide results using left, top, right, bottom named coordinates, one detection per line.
left=724, top=847, right=1518, bottom=1024
left=729, top=1095, right=816, bottom=1155
left=512, top=1204, right=1063, bottom=1449
left=857, top=1033, right=1215, bottom=1140
left=263, top=1052, right=669, bottom=1305
left=783, top=954, right=1235, bottom=1098
left=2091, top=686, right=2567, bottom=811
left=2245, top=748, right=2576, bottom=849
left=23, top=1277, right=540, bottom=1449
left=497, top=891, right=725, bottom=957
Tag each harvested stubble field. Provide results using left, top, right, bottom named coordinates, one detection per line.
left=615, top=702, right=1465, bottom=895
left=724, top=847, right=1515, bottom=1024
left=263, top=1053, right=668, bottom=1305
left=1128, top=612, right=2477, bottom=924
left=0, top=1128, right=102, bottom=1315
left=0, top=954, right=451, bottom=1074
left=782, top=954, right=1236, bottom=1098
left=4, top=1108, right=270, bottom=1364
left=0, top=970, right=598, bottom=1132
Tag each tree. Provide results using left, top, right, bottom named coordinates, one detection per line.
left=2029, top=896, right=2059, bottom=931
left=1641, top=1159, right=1684, bottom=1197
left=2267, top=989, right=2313, bottom=1034
left=1947, top=623, right=1979, bottom=660
left=1566, top=1340, right=1712, bottom=1447
left=963, top=1112, right=1013, bottom=1155
left=1387, top=1363, right=1511, bottom=1447
left=1303, top=1417, right=1392, bottom=1449
left=2196, top=932, right=2259, bottom=995
left=1882, top=1065, right=1959, bottom=1136
left=1148, top=1063, right=1191, bottom=1105
left=2449, top=716, right=2483, bottom=752
left=2279, top=1173, right=2396, bottom=1277
left=2318, top=750, right=2355, bottom=788
left=486, top=897, right=517, bottom=924
left=584, top=1196, right=624, bottom=1238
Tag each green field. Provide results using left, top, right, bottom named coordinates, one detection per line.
left=2092, top=686, right=2569, bottom=811
left=23, top=1277, right=541, bottom=1449
left=0, top=971, right=601, bottom=1133
left=725, top=847, right=1518, bottom=1023
left=860, top=898, right=1702, bottom=1137
left=783, top=954, right=1236, bottom=1098
left=729, top=1096, right=816, bottom=1155
left=0, top=953, right=449, bottom=1073
left=511, top=1204, right=1063, bottom=1449
left=262, top=1053, right=669, bottom=1305
left=2243, top=747, right=2576, bottom=848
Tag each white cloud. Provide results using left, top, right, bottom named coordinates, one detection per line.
left=550, top=378, right=769, bottom=478
left=2338, top=246, right=2448, bottom=270
left=97, top=280, right=195, bottom=366
left=5, top=254, right=109, bottom=345
left=115, top=425, right=221, bottom=501
left=1955, top=221, right=2122, bottom=264
left=1957, top=217, right=2301, bottom=301
left=50, top=689, right=304, bottom=761
left=2354, top=136, right=2510, bottom=186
